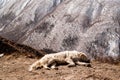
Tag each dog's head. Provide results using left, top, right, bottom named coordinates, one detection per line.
left=78, top=52, right=91, bottom=63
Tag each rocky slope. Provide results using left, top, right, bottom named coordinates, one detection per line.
left=0, top=0, right=119, bottom=62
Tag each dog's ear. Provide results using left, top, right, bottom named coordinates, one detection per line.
left=78, top=52, right=85, bottom=57
left=80, top=53, right=86, bottom=59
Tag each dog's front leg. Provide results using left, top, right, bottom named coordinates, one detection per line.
left=65, top=58, right=76, bottom=67
left=76, top=61, right=91, bottom=67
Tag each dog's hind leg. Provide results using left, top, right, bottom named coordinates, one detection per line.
left=43, top=59, right=56, bottom=70
left=51, top=63, right=58, bottom=70
left=29, top=60, right=42, bottom=71
left=43, top=64, right=51, bottom=70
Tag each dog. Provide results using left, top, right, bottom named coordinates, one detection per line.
left=29, top=50, right=91, bottom=71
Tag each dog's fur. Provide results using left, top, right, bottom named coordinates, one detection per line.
left=29, top=50, right=91, bottom=71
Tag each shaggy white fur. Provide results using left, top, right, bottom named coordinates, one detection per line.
left=29, top=50, right=91, bottom=71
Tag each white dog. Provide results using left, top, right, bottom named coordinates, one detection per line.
left=29, top=50, right=91, bottom=71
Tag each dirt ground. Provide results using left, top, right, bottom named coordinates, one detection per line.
left=0, top=54, right=120, bottom=80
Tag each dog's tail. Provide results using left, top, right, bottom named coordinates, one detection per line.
left=29, top=60, right=42, bottom=71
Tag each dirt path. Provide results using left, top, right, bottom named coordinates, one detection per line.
left=0, top=55, right=120, bottom=80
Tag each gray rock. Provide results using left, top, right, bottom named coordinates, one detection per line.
left=0, top=0, right=119, bottom=62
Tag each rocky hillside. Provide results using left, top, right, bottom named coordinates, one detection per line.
left=0, top=0, right=119, bottom=62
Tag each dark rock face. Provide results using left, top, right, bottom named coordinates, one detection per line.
left=0, top=0, right=119, bottom=61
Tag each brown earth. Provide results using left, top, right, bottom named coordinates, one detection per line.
left=0, top=53, right=120, bottom=80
